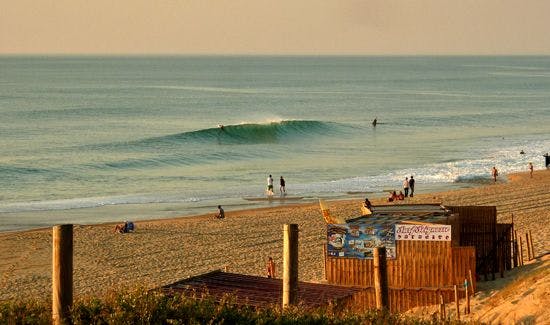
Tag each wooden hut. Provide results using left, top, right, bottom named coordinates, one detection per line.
left=324, top=203, right=514, bottom=312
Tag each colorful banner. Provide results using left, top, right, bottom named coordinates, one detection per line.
left=394, top=224, right=451, bottom=241
left=327, top=223, right=396, bottom=259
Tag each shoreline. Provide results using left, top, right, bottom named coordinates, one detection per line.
left=0, top=180, right=479, bottom=234
left=1, top=169, right=549, bottom=303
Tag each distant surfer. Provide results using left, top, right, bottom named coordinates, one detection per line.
left=218, top=124, right=224, bottom=130
left=372, top=118, right=377, bottom=127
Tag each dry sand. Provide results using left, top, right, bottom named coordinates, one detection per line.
left=1, top=170, right=549, bottom=322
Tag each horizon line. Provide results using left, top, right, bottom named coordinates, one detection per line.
left=2, top=53, right=550, bottom=57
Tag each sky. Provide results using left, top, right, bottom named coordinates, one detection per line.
left=1, top=0, right=550, bottom=55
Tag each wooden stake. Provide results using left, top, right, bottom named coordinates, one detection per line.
left=440, top=294, right=446, bottom=320
left=52, top=224, right=73, bottom=325
left=468, top=269, right=474, bottom=293
left=519, top=236, right=524, bottom=266
left=526, top=232, right=532, bottom=261
left=322, top=244, right=327, bottom=280
left=373, top=247, right=389, bottom=310
left=529, top=230, right=535, bottom=259
left=282, top=224, right=299, bottom=308
left=499, top=242, right=505, bottom=278
left=512, top=238, right=518, bottom=268
left=464, top=278, right=470, bottom=314
left=511, top=214, right=517, bottom=268
left=454, top=284, right=460, bottom=320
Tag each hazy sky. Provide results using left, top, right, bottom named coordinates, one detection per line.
left=2, top=0, right=549, bottom=55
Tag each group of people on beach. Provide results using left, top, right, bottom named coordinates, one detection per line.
left=388, top=175, right=415, bottom=202
left=491, top=161, right=536, bottom=183
left=114, top=221, right=134, bottom=233
left=214, top=175, right=287, bottom=220
left=266, top=174, right=286, bottom=196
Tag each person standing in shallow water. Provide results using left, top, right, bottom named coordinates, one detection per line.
left=279, top=176, right=286, bottom=195
left=529, top=162, right=533, bottom=178
left=267, top=175, right=274, bottom=195
left=409, top=175, right=415, bottom=197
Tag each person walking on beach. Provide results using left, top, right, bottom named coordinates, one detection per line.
left=266, top=257, right=276, bottom=278
left=529, top=162, right=534, bottom=178
left=214, top=205, right=225, bottom=219
left=409, top=175, right=415, bottom=197
left=267, top=175, right=274, bottom=195
left=491, top=166, right=498, bottom=183
left=279, top=176, right=286, bottom=195
left=403, top=177, right=409, bottom=197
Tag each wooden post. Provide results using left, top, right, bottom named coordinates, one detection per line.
left=526, top=233, right=532, bottom=261
left=440, top=294, right=446, bottom=320
left=373, top=247, right=389, bottom=310
left=519, top=236, right=524, bottom=266
left=468, top=269, right=474, bottom=293
left=322, top=244, right=327, bottom=280
left=282, top=224, right=298, bottom=308
left=52, top=224, right=73, bottom=325
left=529, top=230, right=535, bottom=259
left=511, top=214, right=518, bottom=268
left=454, top=284, right=460, bottom=320
left=499, top=242, right=505, bottom=278
left=464, top=278, right=470, bottom=314
left=512, top=236, right=519, bottom=267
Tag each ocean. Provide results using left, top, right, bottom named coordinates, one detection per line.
left=1, top=56, right=549, bottom=232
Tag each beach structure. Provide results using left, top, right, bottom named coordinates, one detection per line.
left=160, top=271, right=362, bottom=310
left=324, top=203, right=514, bottom=312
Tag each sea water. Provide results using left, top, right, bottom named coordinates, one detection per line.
left=1, top=56, right=549, bottom=232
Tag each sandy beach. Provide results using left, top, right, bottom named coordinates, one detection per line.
left=1, top=170, right=549, bottom=321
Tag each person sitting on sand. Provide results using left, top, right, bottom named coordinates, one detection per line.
left=364, top=198, right=372, bottom=210
left=388, top=191, right=398, bottom=202
left=266, top=257, right=276, bottom=278
left=398, top=191, right=405, bottom=200
left=114, top=221, right=129, bottom=234
left=215, top=205, right=225, bottom=219
left=114, top=223, right=124, bottom=233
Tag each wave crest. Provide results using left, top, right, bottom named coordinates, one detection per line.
left=140, top=120, right=335, bottom=146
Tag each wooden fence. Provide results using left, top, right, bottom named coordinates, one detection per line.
left=325, top=240, right=476, bottom=312
left=447, top=206, right=499, bottom=280
left=346, top=286, right=469, bottom=313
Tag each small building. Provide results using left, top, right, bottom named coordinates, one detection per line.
left=324, top=203, right=513, bottom=312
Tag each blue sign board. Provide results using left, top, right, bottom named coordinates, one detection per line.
left=327, top=222, right=396, bottom=259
